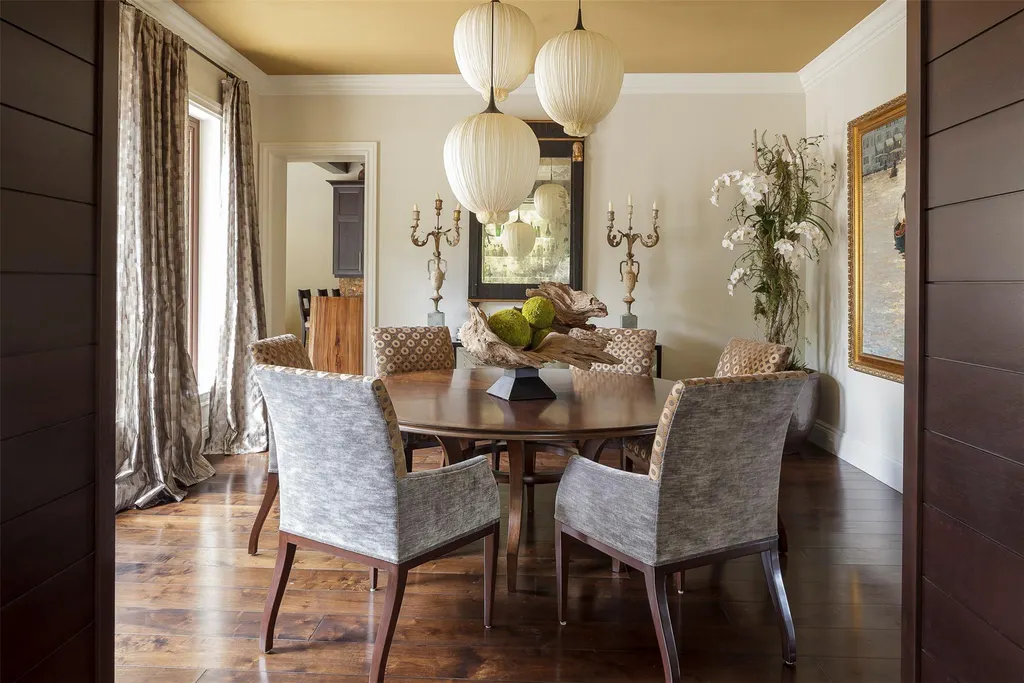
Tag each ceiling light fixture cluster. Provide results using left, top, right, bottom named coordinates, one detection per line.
left=444, top=0, right=623, bottom=225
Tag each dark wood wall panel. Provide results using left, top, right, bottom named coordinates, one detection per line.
left=0, top=555, right=95, bottom=683
left=0, top=347, right=95, bottom=440
left=926, top=2, right=1024, bottom=60
left=922, top=506, right=1024, bottom=648
left=924, top=283, right=1024, bottom=371
left=923, top=358, right=1024, bottom=463
left=923, top=432, right=1024, bottom=557
left=925, top=100, right=1024, bottom=208
left=0, top=190, right=96, bottom=275
left=926, top=11, right=1024, bottom=133
left=0, top=0, right=97, bottom=63
left=0, top=106, right=94, bottom=204
left=0, top=274, right=97, bottom=356
left=0, top=417, right=95, bottom=524
left=926, top=191, right=1024, bottom=282
left=0, top=485, right=95, bottom=606
left=920, top=651, right=959, bottom=683
left=0, top=22, right=95, bottom=132
left=921, top=579, right=1024, bottom=683
left=17, top=625, right=95, bottom=683
left=0, top=1, right=113, bottom=679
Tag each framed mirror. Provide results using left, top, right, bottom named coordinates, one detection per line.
left=468, top=120, right=584, bottom=301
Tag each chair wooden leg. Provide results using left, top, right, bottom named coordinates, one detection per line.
left=555, top=522, right=569, bottom=625
left=369, top=565, right=409, bottom=683
left=484, top=524, right=498, bottom=628
left=369, top=567, right=378, bottom=591
left=524, top=450, right=536, bottom=516
left=777, top=512, right=789, bottom=554
left=643, top=567, right=681, bottom=683
left=762, top=543, right=796, bottom=666
left=260, top=534, right=296, bottom=653
left=675, top=571, right=685, bottom=594
left=403, top=444, right=414, bottom=473
left=248, top=472, right=279, bottom=556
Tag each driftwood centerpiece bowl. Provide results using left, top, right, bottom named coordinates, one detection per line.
left=459, top=282, right=621, bottom=401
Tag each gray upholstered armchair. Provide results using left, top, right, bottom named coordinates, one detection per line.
left=247, top=334, right=314, bottom=555
left=253, top=365, right=500, bottom=683
left=554, top=372, right=807, bottom=682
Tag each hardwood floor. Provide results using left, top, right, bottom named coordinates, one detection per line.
left=114, top=445, right=902, bottom=682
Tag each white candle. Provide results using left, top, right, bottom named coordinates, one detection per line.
left=628, top=194, right=633, bottom=207
left=653, top=201, right=658, bottom=211
left=455, top=203, right=461, bottom=211
left=608, top=201, right=613, bottom=212
left=435, top=192, right=440, bottom=200
left=413, top=203, right=419, bottom=212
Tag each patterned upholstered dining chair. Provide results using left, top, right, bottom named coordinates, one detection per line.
left=571, top=327, right=658, bottom=377
left=371, top=326, right=456, bottom=471
left=621, top=337, right=791, bottom=472
left=253, top=365, right=500, bottom=683
left=246, top=334, right=313, bottom=556
left=555, top=372, right=808, bottom=682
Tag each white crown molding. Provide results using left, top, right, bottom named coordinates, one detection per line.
left=799, top=0, right=907, bottom=92
left=129, top=0, right=269, bottom=92
left=262, top=72, right=804, bottom=97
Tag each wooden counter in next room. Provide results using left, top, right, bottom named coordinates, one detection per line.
left=308, top=294, right=363, bottom=374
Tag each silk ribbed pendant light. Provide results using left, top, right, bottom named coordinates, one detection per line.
left=454, top=0, right=535, bottom=103
left=502, top=213, right=536, bottom=259
left=533, top=166, right=569, bottom=223
left=444, top=0, right=539, bottom=226
left=535, top=0, right=623, bottom=137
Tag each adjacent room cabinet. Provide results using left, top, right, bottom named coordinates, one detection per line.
left=329, top=180, right=364, bottom=278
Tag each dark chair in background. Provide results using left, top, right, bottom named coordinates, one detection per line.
left=297, top=289, right=311, bottom=346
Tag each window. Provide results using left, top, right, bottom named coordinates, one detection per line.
left=185, top=115, right=200, bottom=368
left=187, top=102, right=226, bottom=396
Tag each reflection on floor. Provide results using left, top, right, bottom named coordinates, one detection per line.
left=114, top=444, right=902, bottom=683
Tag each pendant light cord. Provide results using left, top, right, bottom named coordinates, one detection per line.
left=484, top=0, right=499, bottom=113
left=574, top=0, right=584, bottom=31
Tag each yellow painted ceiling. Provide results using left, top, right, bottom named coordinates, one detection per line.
left=174, top=0, right=883, bottom=75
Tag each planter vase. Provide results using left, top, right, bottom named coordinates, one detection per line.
left=784, top=370, right=821, bottom=454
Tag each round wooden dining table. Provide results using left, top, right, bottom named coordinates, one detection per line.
left=381, top=367, right=677, bottom=592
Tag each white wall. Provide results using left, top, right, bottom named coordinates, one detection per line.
left=258, top=89, right=805, bottom=379
left=803, top=11, right=906, bottom=491
left=187, top=51, right=224, bottom=108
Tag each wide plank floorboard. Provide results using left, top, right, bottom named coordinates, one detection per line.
left=115, top=445, right=901, bottom=682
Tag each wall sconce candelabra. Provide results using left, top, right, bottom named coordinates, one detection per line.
left=411, top=193, right=462, bottom=326
left=606, top=195, right=660, bottom=328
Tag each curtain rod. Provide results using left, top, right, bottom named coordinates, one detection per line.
left=121, top=0, right=240, bottom=80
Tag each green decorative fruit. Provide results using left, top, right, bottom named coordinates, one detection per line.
left=487, top=308, right=532, bottom=347
left=521, top=296, right=556, bottom=329
left=531, top=327, right=553, bottom=350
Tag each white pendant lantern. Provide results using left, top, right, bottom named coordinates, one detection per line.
left=533, top=182, right=568, bottom=223
left=444, top=113, right=539, bottom=226
left=454, top=0, right=535, bottom=103
left=535, top=1, right=623, bottom=137
left=444, top=0, right=539, bottom=227
left=502, top=216, right=536, bottom=258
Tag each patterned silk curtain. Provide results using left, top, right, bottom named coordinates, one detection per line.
left=204, top=77, right=269, bottom=455
left=115, top=4, right=214, bottom=511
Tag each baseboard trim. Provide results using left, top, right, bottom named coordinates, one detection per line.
left=809, top=420, right=904, bottom=493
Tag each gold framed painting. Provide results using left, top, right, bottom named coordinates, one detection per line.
left=848, top=94, right=906, bottom=383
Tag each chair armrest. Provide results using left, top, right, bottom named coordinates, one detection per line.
left=554, top=455, right=660, bottom=565
left=396, top=456, right=500, bottom=561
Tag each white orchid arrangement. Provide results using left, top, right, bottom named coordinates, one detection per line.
left=712, top=132, right=835, bottom=352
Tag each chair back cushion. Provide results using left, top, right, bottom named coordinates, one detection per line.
left=253, top=365, right=407, bottom=560
left=649, top=372, right=807, bottom=561
left=714, top=338, right=791, bottom=377
left=570, top=327, right=657, bottom=377
left=249, top=334, right=313, bottom=370
left=371, top=326, right=454, bottom=377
